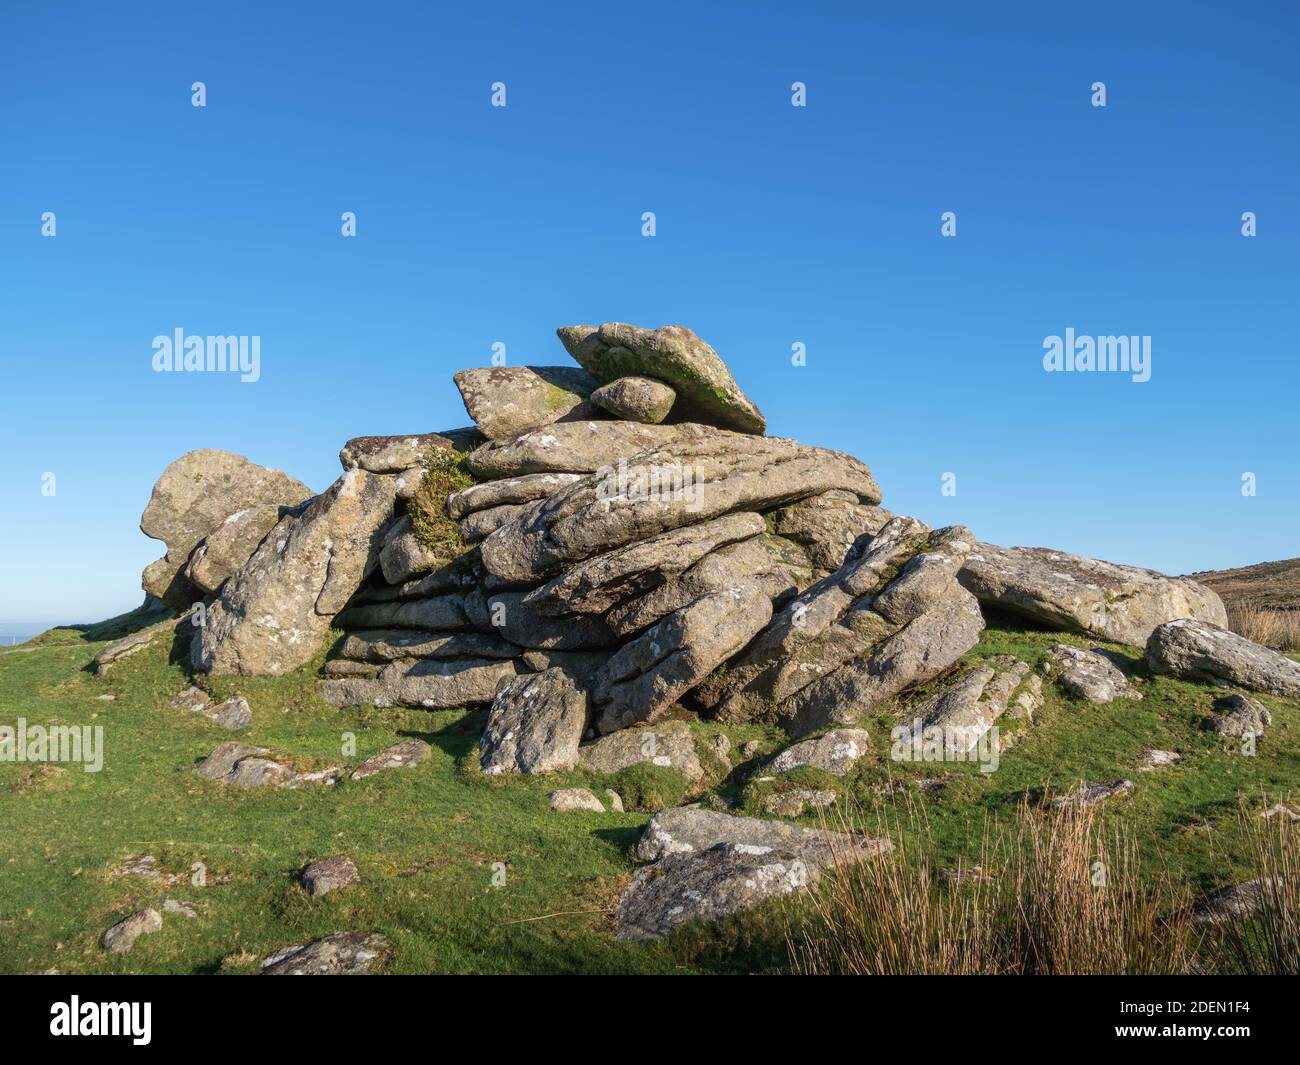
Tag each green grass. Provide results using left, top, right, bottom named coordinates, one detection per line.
left=1, top=611, right=1297, bottom=974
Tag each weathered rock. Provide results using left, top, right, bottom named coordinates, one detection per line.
left=897, top=659, right=1029, bottom=756
left=768, top=728, right=871, bottom=776
left=92, top=614, right=193, bottom=677
left=339, top=429, right=480, bottom=473
left=636, top=806, right=892, bottom=866
left=350, top=739, right=432, bottom=780
left=549, top=787, right=605, bottom=813
left=205, top=695, right=252, bottom=730
left=446, top=472, right=582, bottom=520
left=593, top=582, right=773, bottom=734
left=1203, top=693, right=1272, bottom=739
left=1046, top=645, right=1141, bottom=703
left=480, top=432, right=880, bottom=585
left=1146, top=619, right=1300, bottom=698
left=604, top=789, right=625, bottom=812
left=771, top=491, right=893, bottom=573
left=558, top=322, right=765, bottom=434
left=186, top=502, right=305, bottom=594
left=193, top=468, right=401, bottom=676
left=334, top=595, right=471, bottom=633
left=261, top=932, right=389, bottom=974
left=301, top=856, right=359, bottom=897
left=1192, top=879, right=1283, bottom=925
left=695, top=516, right=943, bottom=719
left=453, top=366, right=598, bottom=439
left=959, top=544, right=1228, bottom=647
left=465, top=589, right=620, bottom=650
left=465, top=420, right=701, bottom=480
left=195, top=741, right=339, bottom=789
left=334, top=628, right=518, bottom=663
left=161, top=899, right=198, bottom=919
left=141, top=449, right=314, bottom=610
left=379, top=516, right=447, bottom=584
left=322, top=659, right=382, bottom=677
left=779, top=587, right=986, bottom=736
left=101, top=909, right=162, bottom=955
left=577, top=719, right=704, bottom=783
left=479, top=668, right=588, bottom=775
left=1005, top=672, right=1044, bottom=720
left=614, top=843, right=811, bottom=941
left=1139, top=748, right=1181, bottom=771
left=459, top=504, right=525, bottom=544
left=521, top=512, right=765, bottom=619
left=589, top=375, right=677, bottom=424
left=1049, top=779, right=1134, bottom=809
left=762, top=788, right=838, bottom=817
left=323, top=658, right=520, bottom=709
left=606, top=536, right=794, bottom=637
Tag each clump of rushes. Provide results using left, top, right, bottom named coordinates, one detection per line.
left=407, top=446, right=475, bottom=558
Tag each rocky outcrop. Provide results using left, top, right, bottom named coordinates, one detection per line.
left=339, top=430, right=479, bottom=472
left=636, top=806, right=891, bottom=865
left=321, top=658, right=520, bottom=709
left=770, top=491, right=892, bottom=574
left=193, top=468, right=400, bottom=676
left=480, top=433, right=880, bottom=585
left=697, top=518, right=983, bottom=735
left=464, top=420, right=695, bottom=479
left=958, top=544, right=1227, bottom=647
left=453, top=366, right=598, bottom=439
left=1146, top=619, right=1300, bottom=697
left=558, top=322, right=765, bottom=433
left=141, top=449, right=313, bottom=609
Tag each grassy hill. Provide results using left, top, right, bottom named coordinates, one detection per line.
left=1, top=608, right=1298, bottom=974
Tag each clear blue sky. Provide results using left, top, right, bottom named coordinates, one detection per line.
left=1, top=0, right=1297, bottom=625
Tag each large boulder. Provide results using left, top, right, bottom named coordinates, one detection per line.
left=557, top=322, right=765, bottom=434
left=192, top=468, right=400, bottom=675
left=480, top=433, right=881, bottom=585
left=141, top=449, right=313, bottom=610
left=958, top=544, right=1227, bottom=647
left=614, top=843, right=812, bottom=941
left=479, top=668, right=589, bottom=775
left=1146, top=619, right=1300, bottom=698
left=185, top=502, right=307, bottom=594
left=453, top=366, right=599, bottom=439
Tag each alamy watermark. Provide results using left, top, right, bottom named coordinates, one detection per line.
left=152, top=328, right=260, bottom=383
left=891, top=719, right=1000, bottom=773
left=1042, top=328, right=1150, bottom=383
left=1, top=718, right=103, bottom=772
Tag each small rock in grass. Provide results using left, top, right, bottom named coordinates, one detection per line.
left=1192, top=878, right=1282, bottom=925
left=301, top=856, right=360, bottom=898
left=1049, top=778, right=1134, bottom=809
left=101, top=909, right=162, bottom=955
left=1138, top=749, right=1181, bottom=771
left=549, top=788, right=605, bottom=813
left=261, top=932, right=389, bottom=975
left=1202, top=694, right=1271, bottom=739
left=604, top=789, right=625, bottom=813
left=162, top=899, right=198, bottom=919
left=351, top=739, right=432, bottom=780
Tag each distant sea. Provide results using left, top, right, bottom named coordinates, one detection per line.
left=0, top=622, right=57, bottom=646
